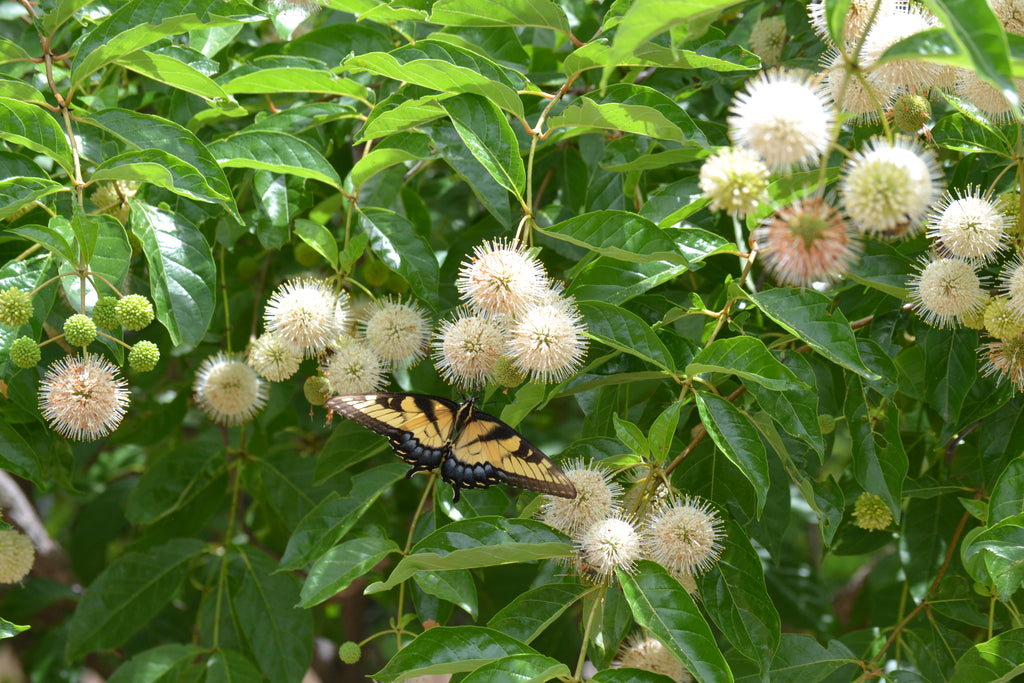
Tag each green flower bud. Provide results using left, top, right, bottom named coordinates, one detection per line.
left=92, top=296, right=120, bottom=330
left=853, top=492, right=893, bottom=531
left=0, top=288, right=32, bottom=328
left=128, top=340, right=160, bottom=372
left=116, top=294, right=154, bottom=331
left=338, top=641, right=361, bottom=664
left=304, top=376, right=329, bottom=405
left=9, top=336, right=41, bottom=368
left=63, top=314, right=97, bottom=347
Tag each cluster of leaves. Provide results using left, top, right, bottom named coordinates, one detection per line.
left=1, top=0, right=1023, bottom=682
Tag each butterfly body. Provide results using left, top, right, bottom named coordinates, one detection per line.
left=326, top=392, right=576, bottom=502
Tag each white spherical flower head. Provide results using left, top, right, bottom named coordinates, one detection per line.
left=643, top=496, right=725, bottom=576
left=956, top=69, right=1024, bottom=123
left=927, top=188, right=1009, bottom=263
left=508, top=301, right=588, bottom=383
left=193, top=352, right=267, bottom=426
left=360, top=297, right=430, bottom=368
left=698, top=147, right=770, bottom=219
left=323, top=336, right=384, bottom=394
left=982, top=335, right=1024, bottom=391
left=822, top=50, right=883, bottom=124
left=0, top=530, right=35, bottom=583
left=578, top=516, right=642, bottom=579
left=808, top=0, right=906, bottom=45
left=754, top=197, right=861, bottom=287
left=1000, top=256, right=1024, bottom=317
left=749, top=15, right=787, bottom=67
left=908, top=256, right=988, bottom=328
left=990, top=0, right=1024, bottom=35
left=433, top=312, right=506, bottom=388
left=39, top=353, right=130, bottom=441
left=248, top=331, right=302, bottom=382
left=728, top=69, right=834, bottom=170
left=614, top=634, right=692, bottom=682
left=540, top=459, right=622, bottom=537
left=264, top=278, right=348, bottom=357
left=456, top=239, right=547, bottom=317
left=860, top=6, right=942, bottom=93
left=841, top=136, right=941, bottom=238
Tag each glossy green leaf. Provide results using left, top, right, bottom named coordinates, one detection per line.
left=463, top=654, right=571, bottom=683
left=961, top=515, right=1024, bottom=602
left=373, top=626, right=536, bottom=681
left=989, top=456, right=1024, bottom=522
left=115, top=49, right=230, bottom=101
left=414, top=569, right=479, bottom=619
left=222, top=65, right=368, bottom=100
left=66, top=538, right=206, bottom=660
left=570, top=261, right=691, bottom=305
left=687, top=336, right=805, bottom=392
left=578, top=300, right=675, bottom=373
left=619, top=561, right=733, bottom=683
left=950, top=627, right=1024, bottom=682
left=749, top=288, right=878, bottom=380
left=428, top=118, right=514, bottom=226
left=366, top=517, right=572, bottom=593
left=300, top=535, right=400, bottom=607
left=0, top=618, right=28, bottom=640
left=106, top=644, right=204, bottom=683
left=430, top=0, right=570, bottom=33
left=441, top=94, right=525, bottom=196
left=0, top=177, right=64, bottom=220
left=487, top=583, right=591, bottom=643
left=698, top=521, right=780, bottom=673
left=279, top=462, right=407, bottom=570
left=133, top=203, right=217, bottom=347
left=209, top=131, right=342, bottom=190
left=564, top=39, right=756, bottom=76
left=745, top=351, right=824, bottom=458
left=0, top=98, right=75, bottom=175
left=845, top=380, right=906, bottom=516
left=919, top=326, right=978, bottom=423
left=733, top=634, right=857, bottom=683
left=591, top=669, right=677, bottom=683
left=294, top=218, right=339, bottom=270
left=649, top=401, right=684, bottom=463
left=233, top=545, right=313, bottom=683
left=359, top=207, right=440, bottom=307
left=358, top=93, right=449, bottom=142
left=125, top=444, right=225, bottom=525
left=348, top=131, right=433, bottom=189
left=58, top=215, right=131, bottom=317
left=93, top=148, right=233, bottom=211
left=614, top=414, right=649, bottom=457
left=695, top=391, right=769, bottom=515
left=205, top=648, right=264, bottom=683
left=8, top=221, right=76, bottom=264
left=926, top=0, right=1014, bottom=102
left=344, top=42, right=525, bottom=118
left=844, top=238, right=913, bottom=300
left=85, top=109, right=238, bottom=222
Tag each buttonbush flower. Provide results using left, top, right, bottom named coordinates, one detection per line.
left=456, top=239, right=547, bottom=318
left=927, top=188, right=1008, bottom=263
left=540, top=459, right=622, bottom=538
left=698, top=147, right=770, bottom=219
left=360, top=297, right=430, bottom=369
left=853, top=492, right=894, bottom=531
left=578, top=516, right=642, bottom=579
left=614, top=633, right=692, bottom=682
left=265, top=278, right=348, bottom=357
left=982, top=334, right=1024, bottom=390
left=642, top=496, right=725, bottom=576
left=507, top=299, right=588, bottom=383
left=433, top=311, right=506, bottom=388
left=248, top=331, right=302, bottom=381
left=193, top=352, right=267, bottom=426
left=40, top=353, right=130, bottom=441
left=754, top=197, right=860, bottom=287
left=323, top=336, right=384, bottom=394
left=908, top=256, right=988, bottom=328
left=0, top=530, right=35, bottom=583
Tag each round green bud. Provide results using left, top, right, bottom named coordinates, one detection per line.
left=92, top=296, right=120, bottom=330
left=984, top=296, right=1024, bottom=341
left=997, top=191, right=1023, bottom=236
left=63, top=314, right=97, bottom=347
left=0, top=287, right=32, bottom=328
left=493, top=355, right=526, bottom=388
left=304, top=376, right=329, bottom=405
left=9, top=336, right=41, bottom=368
left=128, top=340, right=160, bottom=372
left=891, top=93, right=931, bottom=134
left=852, top=492, right=893, bottom=532
left=818, top=414, right=836, bottom=435
left=294, top=242, right=320, bottom=267
left=361, top=259, right=390, bottom=288
left=338, top=641, right=361, bottom=664
left=116, top=294, right=154, bottom=331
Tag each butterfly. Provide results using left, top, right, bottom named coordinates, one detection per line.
left=325, top=393, right=577, bottom=503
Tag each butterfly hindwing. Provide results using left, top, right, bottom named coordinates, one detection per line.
left=442, top=408, right=577, bottom=499
left=325, top=393, right=460, bottom=473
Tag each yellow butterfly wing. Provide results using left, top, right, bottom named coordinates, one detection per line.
left=326, top=393, right=460, bottom=474
left=442, top=408, right=577, bottom=500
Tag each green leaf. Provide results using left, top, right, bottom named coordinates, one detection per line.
left=85, top=109, right=238, bottom=222
left=564, top=39, right=757, bottom=76
left=366, top=517, right=572, bottom=593
left=133, top=203, right=217, bottom=347
left=373, top=626, right=537, bottom=681
left=8, top=221, right=76, bottom=264
left=570, top=261, right=691, bottom=305
left=93, top=148, right=233, bottom=210
left=845, top=380, right=907, bottom=516
left=749, top=288, right=879, bottom=380
left=344, top=42, right=525, bottom=118
left=989, top=456, right=1024, bottom=523
left=66, top=538, right=206, bottom=660
left=462, top=654, right=572, bottom=683
left=0, top=177, right=65, bottom=220
left=125, top=444, right=225, bottom=524
left=115, top=49, right=231, bottom=101
left=698, top=521, right=780, bottom=673
left=487, top=583, right=591, bottom=643
left=0, top=618, right=29, bottom=640
left=925, top=0, right=1015, bottom=104
left=538, top=210, right=733, bottom=267
left=294, top=219, right=339, bottom=271
left=613, top=414, right=650, bottom=457
left=950, top=627, right=1024, bottom=682
left=844, top=238, right=913, bottom=300
left=359, top=207, right=440, bottom=308
left=441, top=94, right=525, bottom=197
left=578, top=300, right=675, bottom=373
left=428, top=119, right=514, bottom=226
left=695, top=391, right=769, bottom=516
left=745, top=351, right=824, bottom=458
left=300, top=535, right=401, bottom=607
left=58, top=214, right=131, bottom=313
left=358, top=93, right=449, bottom=142
left=591, top=669, right=677, bottom=683
left=918, top=326, right=978, bottom=423
left=649, top=401, right=684, bottom=463
left=233, top=545, right=313, bottom=683
left=734, top=634, right=857, bottom=682
left=222, top=63, right=368, bottom=100
left=0, top=98, right=75, bottom=176
left=209, top=131, right=342, bottom=190
left=107, top=644, right=204, bottom=683
left=961, top=515, right=1024, bottom=602
left=430, top=0, right=571, bottom=33
left=687, top=337, right=806, bottom=392
left=348, top=131, right=434, bottom=189
left=205, top=649, right=264, bottom=683
left=414, top=569, right=479, bottom=619
left=619, top=560, right=734, bottom=683
left=280, top=462, right=407, bottom=570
